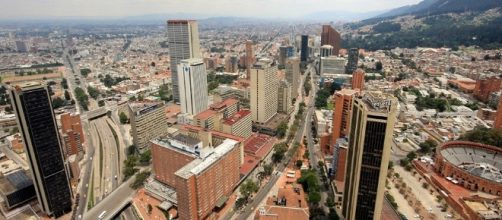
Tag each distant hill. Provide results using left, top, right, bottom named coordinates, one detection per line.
left=342, top=0, right=502, bottom=50
left=375, top=0, right=502, bottom=18
left=303, top=10, right=388, bottom=22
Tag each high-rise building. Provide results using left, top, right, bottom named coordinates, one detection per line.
left=151, top=134, right=241, bottom=220
left=352, top=69, right=365, bottom=91
left=250, top=59, right=279, bottom=124
left=494, top=97, right=502, bottom=129
left=15, top=41, right=28, bottom=53
left=60, top=113, right=84, bottom=157
left=321, top=25, right=342, bottom=56
left=332, top=89, right=358, bottom=144
left=346, top=48, right=359, bottom=74
left=342, top=92, right=397, bottom=220
left=246, top=40, right=254, bottom=78
left=320, top=45, right=333, bottom=57
left=10, top=83, right=72, bottom=217
left=285, top=57, right=300, bottom=98
left=473, top=76, right=502, bottom=103
left=225, top=54, right=239, bottom=73
left=300, top=35, right=309, bottom=62
left=277, top=80, right=292, bottom=113
left=178, top=58, right=208, bottom=116
left=167, top=20, right=201, bottom=103
left=129, top=102, right=168, bottom=151
left=320, top=56, right=346, bottom=76
left=278, top=46, right=295, bottom=66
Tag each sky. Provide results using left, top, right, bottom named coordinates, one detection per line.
left=0, top=0, right=422, bottom=20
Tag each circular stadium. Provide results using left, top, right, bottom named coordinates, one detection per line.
left=434, top=141, right=502, bottom=196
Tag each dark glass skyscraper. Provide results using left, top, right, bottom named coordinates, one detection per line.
left=300, top=35, right=309, bottom=62
left=346, top=48, right=359, bottom=74
left=10, top=83, right=72, bottom=217
left=342, top=92, right=397, bottom=220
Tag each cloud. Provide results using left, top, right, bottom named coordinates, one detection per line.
left=0, top=0, right=422, bottom=19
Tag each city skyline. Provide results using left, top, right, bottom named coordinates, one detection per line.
left=0, top=0, right=421, bottom=20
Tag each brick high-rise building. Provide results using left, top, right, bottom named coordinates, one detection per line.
left=352, top=69, right=365, bottom=91
left=473, top=76, right=502, bottom=103
left=494, top=97, right=502, bottom=129
left=10, top=83, right=72, bottom=217
left=342, top=92, right=397, bottom=220
left=151, top=134, right=241, bottom=220
left=246, top=40, right=254, bottom=78
left=321, top=25, right=341, bottom=56
left=167, top=20, right=201, bottom=103
left=332, top=89, right=358, bottom=144
left=60, top=113, right=84, bottom=157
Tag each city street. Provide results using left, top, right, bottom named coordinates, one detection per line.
left=236, top=62, right=318, bottom=220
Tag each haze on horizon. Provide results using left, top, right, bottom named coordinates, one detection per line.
left=0, top=0, right=421, bottom=20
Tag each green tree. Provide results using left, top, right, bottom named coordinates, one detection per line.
left=130, top=171, right=151, bottom=189
left=240, top=180, right=259, bottom=199
left=127, top=145, right=137, bottom=156
left=308, top=191, right=321, bottom=204
left=276, top=122, right=288, bottom=138
left=74, top=87, right=89, bottom=111
left=98, top=100, right=105, bottom=107
left=235, top=198, right=246, bottom=210
left=140, top=149, right=152, bottom=164
left=61, top=78, right=68, bottom=89
left=52, top=97, right=65, bottom=109
left=87, top=86, right=100, bottom=99
left=64, top=90, right=71, bottom=100
left=296, top=160, right=303, bottom=168
left=459, top=127, right=502, bottom=147
left=263, top=164, right=273, bottom=176
left=407, top=151, right=417, bottom=160
left=80, top=68, right=91, bottom=77
left=119, top=112, right=128, bottom=124
left=272, top=143, right=288, bottom=163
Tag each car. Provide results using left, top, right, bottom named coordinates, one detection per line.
left=445, top=214, right=453, bottom=218
left=414, top=214, right=420, bottom=218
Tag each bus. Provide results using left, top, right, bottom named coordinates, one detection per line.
left=98, top=211, right=107, bottom=220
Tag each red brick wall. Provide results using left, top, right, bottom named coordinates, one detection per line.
left=152, top=142, right=195, bottom=187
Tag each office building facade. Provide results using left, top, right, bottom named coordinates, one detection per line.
left=332, top=89, right=358, bottom=143
left=321, top=25, right=341, bottom=56
left=178, top=58, right=208, bottom=116
left=277, top=80, right=292, bottom=114
left=320, top=45, right=333, bottom=57
left=10, top=83, right=72, bottom=217
left=342, top=92, right=397, bottom=220
left=167, top=20, right=201, bottom=103
left=129, top=102, right=169, bottom=151
left=246, top=40, right=254, bottom=78
left=285, top=57, right=300, bottom=98
left=250, top=59, right=279, bottom=124
left=278, top=46, right=295, bottom=66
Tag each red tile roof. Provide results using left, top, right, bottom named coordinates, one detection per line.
left=224, top=110, right=251, bottom=125
left=244, top=133, right=276, bottom=159
left=240, top=155, right=260, bottom=176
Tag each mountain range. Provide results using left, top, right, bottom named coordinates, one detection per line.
left=342, top=0, right=502, bottom=50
